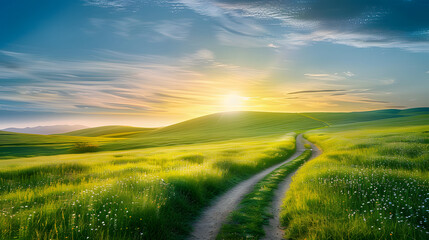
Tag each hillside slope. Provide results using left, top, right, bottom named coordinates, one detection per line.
left=104, top=112, right=326, bottom=150
left=304, top=107, right=429, bottom=125
left=2, top=125, right=87, bottom=135
left=62, top=125, right=154, bottom=138
left=2, top=108, right=428, bottom=158
left=0, top=131, right=112, bottom=159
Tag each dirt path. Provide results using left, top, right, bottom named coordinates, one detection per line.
left=262, top=137, right=322, bottom=240
left=189, top=134, right=306, bottom=240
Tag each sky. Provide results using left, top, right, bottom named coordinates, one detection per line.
left=1, top=0, right=428, bottom=128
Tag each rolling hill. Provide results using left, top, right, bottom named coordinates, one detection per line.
left=2, top=108, right=428, bottom=158
left=102, top=112, right=327, bottom=150
left=62, top=125, right=154, bottom=138
left=2, top=125, right=87, bottom=135
left=0, top=131, right=113, bottom=159
left=304, top=107, right=429, bottom=125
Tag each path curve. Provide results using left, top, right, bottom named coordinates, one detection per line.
left=262, top=137, right=322, bottom=240
left=189, top=134, right=306, bottom=240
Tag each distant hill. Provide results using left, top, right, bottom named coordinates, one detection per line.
left=61, top=125, right=155, bottom=138
left=0, top=130, right=112, bottom=159
left=304, top=107, right=429, bottom=125
left=105, top=108, right=429, bottom=150
left=103, top=112, right=327, bottom=150
left=2, top=125, right=87, bottom=135
left=1, top=108, right=427, bottom=159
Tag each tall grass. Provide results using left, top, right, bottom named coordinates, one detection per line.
left=0, top=134, right=296, bottom=240
left=217, top=150, right=312, bottom=239
left=71, top=142, right=99, bottom=153
left=280, top=122, right=429, bottom=239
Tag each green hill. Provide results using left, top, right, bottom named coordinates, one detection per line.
left=304, top=107, right=429, bottom=125
left=0, top=131, right=112, bottom=159
left=104, top=112, right=327, bottom=150
left=2, top=108, right=428, bottom=158
left=62, top=125, right=154, bottom=138
left=107, top=108, right=429, bottom=150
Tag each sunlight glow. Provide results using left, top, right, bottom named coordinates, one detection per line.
left=223, top=93, right=247, bottom=111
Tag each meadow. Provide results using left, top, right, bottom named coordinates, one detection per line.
left=0, top=112, right=324, bottom=159
left=217, top=149, right=312, bottom=239
left=0, top=109, right=428, bottom=240
left=280, top=115, right=429, bottom=240
left=0, top=131, right=113, bottom=159
left=0, top=133, right=296, bottom=239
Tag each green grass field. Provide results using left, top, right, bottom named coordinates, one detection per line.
left=0, top=131, right=114, bottom=159
left=0, top=108, right=428, bottom=239
left=62, top=125, right=155, bottom=138
left=217, top=150, right=312, bottom=239
left=99, top=112, right=327, bottom=151
left=0, top=112, right=324, bottom=159
left=280, top=115, right=429, bottom=240
left=0, top=133, right=296, bottom=239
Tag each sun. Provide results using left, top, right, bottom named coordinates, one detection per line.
left=223, top=93, right=247, bottom=111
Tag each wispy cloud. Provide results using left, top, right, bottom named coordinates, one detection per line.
left=304, top=72, right=353, bottom=81
left=153, top=19, right=192, bottom=40
left=288, top=89, right=345, bottom=95
left=280, top=30, right=429, bottom=51
left=166, top=0, right=429, bottom=51
left=84, top=0, right=136, bottom=9
left=344, top=71, right=355, bottom=77
left=0, top=49, right=270, bottom=116
left=381, top=79, right=395, bottom=85
left=85, top=1, right=429, bottom=51
left=358, top=99, right=389, bottom=104
left=89, top=17, right=192, bottom=41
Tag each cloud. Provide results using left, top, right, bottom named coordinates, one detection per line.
left=343, top=71, right=355, bottom=77
left=267, top=43, right=278, bottom=48
left=288, top=89, right=345, bottom=95
left=381, top=79, right=395, bottom=85
left=0, top=50, right=271, bottom=116
left=280, top=30, right=429, bottom=51
left=153, top=19, right=192, bottom=40
left=84, top=1, right=429, bottom=51
left=84, top=0, right=138, bottom=9
left=180, top=49, right=214, bottom=65
left=358, top=99, right=389, bottom=104
left=304, top=73, right=346, bottom=81
left=169, top=0, right=429, bottom=51
left=89, top=17, right=192, bottom=41
left=215, top=27, right=272, bottom=48
left=163, top=0, right=275, bottom=48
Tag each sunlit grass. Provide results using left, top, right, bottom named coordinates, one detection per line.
left=217, top=150, right=312, bottom=239
left=280, top=116, right=429, bottom=240
left=1, top=110, right=427, bottom=239
left=0, top=134, right=296, bottom=240
left=0, top=131, right=112, bottom=159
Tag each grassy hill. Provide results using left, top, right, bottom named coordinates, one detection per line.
left=0, top=131, right=113, bottom=159
left=281, top=114, right=429, bottom=239
left=0, top=108, right=427, bottom=239
left=304, top=107, right=429, bottom=125
left=2, top=108, right=428, bottom=159
left=62, top=125, right=154, bottom=138
left=0, top=112, right=323, bottom=159
left=0, top=132, right=297, bottom=240
left=103, top=112, right=326, bottom=150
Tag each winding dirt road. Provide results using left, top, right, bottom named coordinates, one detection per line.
left=189, top=134, right=306, bottom=240
left=262, top=138, right=322, bottom=240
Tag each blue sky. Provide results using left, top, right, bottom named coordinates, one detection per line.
left=1, top=0, right=428, bottom=128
